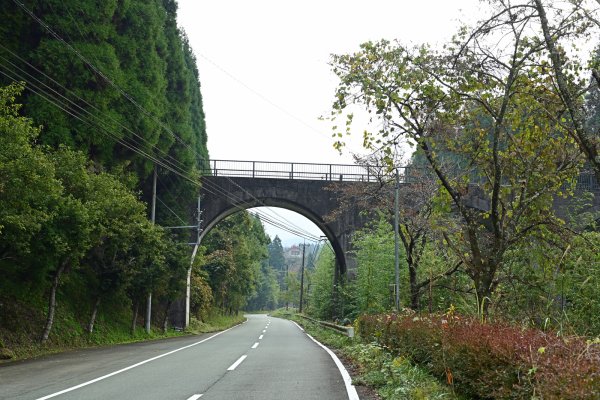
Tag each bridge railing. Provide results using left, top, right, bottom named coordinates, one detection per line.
left=198, top=159, right=599, bottom=190
left=576, top=170, right=600, bottom=191
left=200, top=159, right=406, bottom=182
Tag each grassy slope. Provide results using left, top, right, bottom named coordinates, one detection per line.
left=0, top=294, right=244, bottom=362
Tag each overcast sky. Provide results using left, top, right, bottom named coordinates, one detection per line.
left=177, top=0, right=481, bottom=246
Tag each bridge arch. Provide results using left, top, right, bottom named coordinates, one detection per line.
left=200, top=198, right=346, bottom=274
left=199, top=175, right=371, bottom=279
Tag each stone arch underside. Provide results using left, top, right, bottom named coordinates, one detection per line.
left=199, top=176, right=370, bottom=277
left=200, top=197, right=346, bottom=274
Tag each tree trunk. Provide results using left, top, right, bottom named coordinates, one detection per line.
left=86, top=295, right=101, bottom=334
left=41, top=261, right=68, bottom=343
left=162, top=300, right=172, bottom=334
left=428, top=269, right=433, bottom=314
left=131, top=301, right=139, bottom=334
left=408, top=262, right=420, bottom=310
left=145, top=292, right=152, bottom=334
left=474, top=271, right=495, bottom=320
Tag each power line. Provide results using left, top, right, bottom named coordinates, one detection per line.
left=198, top=52, right=333, bottom=143
left=7, top=2, right=326, bottom=243
left=156, top=196, right=187, bottom=225
left=0, top=60, right=321, bottom=242
left=0, top=67, right=183, bottom=178
left=0, top=48, right=195, bottom=179
left=10, top=0, right=195, bottom=156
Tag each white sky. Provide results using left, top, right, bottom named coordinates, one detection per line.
left=177, top=0, right=482, bottom=246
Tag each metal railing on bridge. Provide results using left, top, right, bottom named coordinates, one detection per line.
left=198, top=159, right=599, bottom=190
left=199, top=159, right=402, bottom=183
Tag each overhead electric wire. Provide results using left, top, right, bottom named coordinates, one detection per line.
left=0, top=59, right=322, bottom=242
left=13, top=0, right=331, bottom=241
left=0, top=46, right=193, bottom=179
left=0, top=57, right=190, bottom=179
left=198, top=52, right=333, bottom=142
left=10, top=0, right=195, bottom=155
left=156, top=196, right=187, bottom=225
left=0, top=68, right=202, bottom=191
left=0, top=61, right=321, bottom=243
left=8, top=1, right=326, bottom=243
left=0, top=65, right=321, bottom=242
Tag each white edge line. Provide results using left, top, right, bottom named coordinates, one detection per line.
left=227, top=354, right=247, bottom=371
left=251, top=342, right=259, bottom=349
left=35, top=324, right=242, bottom=400
left=291, top=321, right=304, bottom=332
left=306, top=333, right=359, bottom=400
left=187, top=395, right=203, bottom=400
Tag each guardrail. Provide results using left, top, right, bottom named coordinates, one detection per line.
left=299, top=314, right=354, bottom=338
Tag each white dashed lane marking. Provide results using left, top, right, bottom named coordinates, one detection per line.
left=227, top=355, right=247, bottom=371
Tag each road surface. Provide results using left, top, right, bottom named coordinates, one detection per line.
left=0, top=314, right=358, bottom=400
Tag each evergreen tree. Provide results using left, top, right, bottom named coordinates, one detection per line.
left=0, top=0, right=208, bottom=221
left=268, top=235, right=286, bottom=288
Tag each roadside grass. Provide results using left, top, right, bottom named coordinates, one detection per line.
left=0, top=297, right=244, bottom=363
left=187, top=312, right=246, bottom=334
left=271, top=309, right=462, bottom=400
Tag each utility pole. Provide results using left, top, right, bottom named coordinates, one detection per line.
left=299, top=240, right=306, bottom=313
left=285, top=264, right=289, bottom=310
left=394, top=167, right=400, bottom=311
left=145, top=166, right=157, bottom=334
left=186, top=195, right=202, bottom=328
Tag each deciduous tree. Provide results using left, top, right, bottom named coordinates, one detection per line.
left=329, top=26, right=581, bottom=315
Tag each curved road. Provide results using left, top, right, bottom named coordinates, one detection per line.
left=0, top=315, right=358, bottom=400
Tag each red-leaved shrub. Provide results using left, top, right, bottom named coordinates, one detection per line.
left=357, top=311, right=600, bottom=399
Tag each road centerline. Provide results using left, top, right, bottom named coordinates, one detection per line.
left=227, top=355, right=247, bottom=371
left=251, top=342, right=259, bottom=349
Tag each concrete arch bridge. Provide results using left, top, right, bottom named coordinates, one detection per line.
left=171, top=159, right=599, bottom=327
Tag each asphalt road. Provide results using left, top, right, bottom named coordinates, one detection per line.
left=0, top=314, right=358, bottom=400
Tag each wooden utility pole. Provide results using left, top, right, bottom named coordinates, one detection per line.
left=285, top=264, right=289, bottom=310
left=299, top=240, right=306, bottom=313
left=186, top=195, right=202, bottom=328
left=145, top=166, right=157, bottom=334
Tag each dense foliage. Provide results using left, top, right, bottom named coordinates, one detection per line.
left=358, top=312, right=600, bottom=399
left=197, top=213, right=272, bottom=316
left=0, top=79, right=277, bottom=348
left=0, top=0, right=279, bottom=354
left=290, top=1, right=600, bottom=396
left=0, top=0, right=207, bottom=223
left=322, top=0, right=600, bottom=325
left=0, top=83, right=182, bottom=345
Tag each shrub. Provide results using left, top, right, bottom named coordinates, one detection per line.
left=357, top=312, right=600, bottom=399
